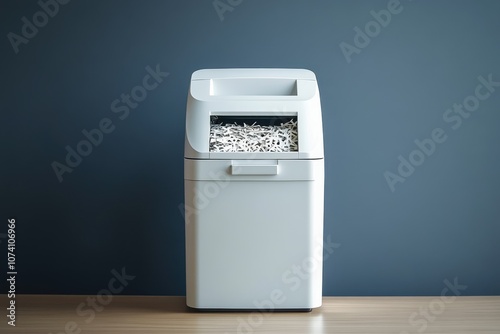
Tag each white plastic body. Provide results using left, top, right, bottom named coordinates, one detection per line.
left=185, top=159, right=324, bottom=309
left=185, top=68, right=324, bottom=160
left=184, top=68, right=325, bottom=310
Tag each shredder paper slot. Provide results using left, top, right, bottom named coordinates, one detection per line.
left=209, top=115, right=298, bottom=153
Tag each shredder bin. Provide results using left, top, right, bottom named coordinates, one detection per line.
left=184, top=69, right=324, bottom=310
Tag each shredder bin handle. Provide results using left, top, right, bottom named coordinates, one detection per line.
left=230, top=164, right=278, bottom=175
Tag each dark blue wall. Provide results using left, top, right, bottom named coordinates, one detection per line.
left=1, top=0, right=499, bottom=296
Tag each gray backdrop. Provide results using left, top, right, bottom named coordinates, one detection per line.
left=1, top=0, right=499, bottom=296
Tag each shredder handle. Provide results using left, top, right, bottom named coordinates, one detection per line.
left=230, top=164, right=278, bottom=175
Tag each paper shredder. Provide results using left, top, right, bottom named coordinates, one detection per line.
left=184, top=68, right=324, bottom=310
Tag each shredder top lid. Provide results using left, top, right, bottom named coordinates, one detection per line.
left=191, top=68, right=317, bottom=81
left=185, top=68, right=324, bottom=160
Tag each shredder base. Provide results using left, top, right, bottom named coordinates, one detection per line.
left=187, top=306, right=313, bottom=312
left=185, top=159, right=324, bottom=309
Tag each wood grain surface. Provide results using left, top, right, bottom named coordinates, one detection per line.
left=1, top=295, right=499, bottom=333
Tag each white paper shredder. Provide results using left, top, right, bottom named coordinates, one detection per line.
left=184, top=69, right=324, bottom=310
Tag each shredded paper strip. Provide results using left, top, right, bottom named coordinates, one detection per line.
left=209, top=119, right=298, bottom=152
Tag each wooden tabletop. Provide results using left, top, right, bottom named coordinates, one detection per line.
left=1, top=295, right=499, bottom=333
